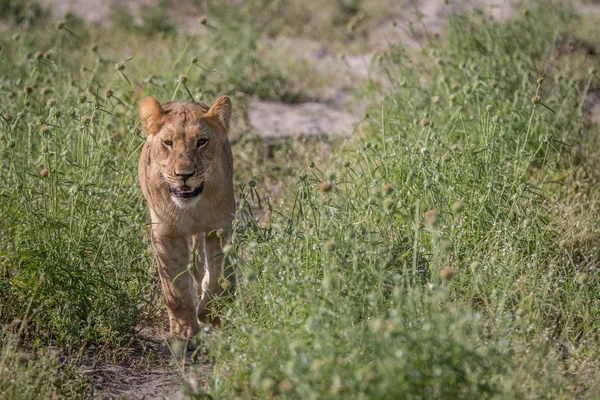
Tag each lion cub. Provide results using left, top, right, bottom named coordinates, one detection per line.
left=138, top=96, right=235, bottom=339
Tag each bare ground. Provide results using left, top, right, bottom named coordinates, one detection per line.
left=39, top=0, right=523, bottom=140
left=79, top=326, right=215, bottom=399
left=80, top=328, right=183, bottom=399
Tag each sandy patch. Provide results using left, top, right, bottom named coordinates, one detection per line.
left=248, top=101, right=359, bottom=138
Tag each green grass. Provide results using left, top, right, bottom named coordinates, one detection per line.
left=1, top=0, right=599, bottom=398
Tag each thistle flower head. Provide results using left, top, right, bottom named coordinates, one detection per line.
left=424, top=209, right=440, bottom=227
left=440, top=267, right=454, bottom=280
left=451, top=201, right=464, bottom=214
left=320, top=181, right=333, bottom=192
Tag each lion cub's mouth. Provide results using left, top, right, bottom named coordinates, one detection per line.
left=170, top=183, right=204, bottom=199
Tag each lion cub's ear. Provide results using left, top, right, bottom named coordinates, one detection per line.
left=205, top=96, right=232, bottom=132
left=139, top=96, right=163, bottom=137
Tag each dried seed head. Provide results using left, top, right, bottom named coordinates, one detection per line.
left=383, top=197, right=394, bottom=211
left=531, top=95, right=540, bottom=105
left=40, top=168, right=49, bottom=177
left=115, top=62, right=125, bottom=71
left=383, top=183, right=394, bottom=194
left=56, top=20, right=65, bottom=29
left=24, top=86, right=32, bottom=94
left=451, top=201, right=464, bottom=214
left=440, top=267, right=454, bottom=280
left=279, top=380, right=292, bottom=392
left=34, top=51, right=43, bottom=60
left=198, top=15, right=208, bottom=25
left=16, top=352, right=29, bottom=366
left=41, top=86, right=51, bottom=95
left=440, top=238, right=453, bottom=253
left=179, top=75, right=187, bottom=83
left=424, top=209, right=440, bottom=227
left=421, top=117, right=431, bottom=127
left=78, top=93, right=86, bottom=103
left=261, top=378, right=275, bottom=391
left=320, top=181, right=333, bottom=192
left=104, top=88, right=113, bottom=97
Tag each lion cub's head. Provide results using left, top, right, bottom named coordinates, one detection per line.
left=139, top=96, right=232, bottom=207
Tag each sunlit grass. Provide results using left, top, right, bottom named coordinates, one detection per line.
left=200, top=3, right=600, bottom=399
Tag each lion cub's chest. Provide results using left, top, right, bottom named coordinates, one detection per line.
left=151, top=200, right=230, bottom=235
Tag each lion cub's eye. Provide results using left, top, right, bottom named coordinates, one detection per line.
left=163, top=140, right=173, bottom=148
left=196, top=139, right=208, bottom=149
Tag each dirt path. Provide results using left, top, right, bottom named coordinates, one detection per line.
left=80, top=328, right=183, bottom=399
left=248, top=0, right=519, bottom=138
left=80, top=326, right=214, bottom=399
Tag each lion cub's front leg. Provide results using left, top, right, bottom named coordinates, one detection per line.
left=197, top=230, right=235, bottom=325
left=151, top=226, right=200, bottom=339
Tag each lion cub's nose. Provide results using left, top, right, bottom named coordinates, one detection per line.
left=174, top=170, right=195, bottom=181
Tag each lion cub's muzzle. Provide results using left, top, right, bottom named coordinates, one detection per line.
left=170, top=182, right=204, bottom=198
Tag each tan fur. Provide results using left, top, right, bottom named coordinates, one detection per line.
left=138, top=96, right=235, bottom=339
